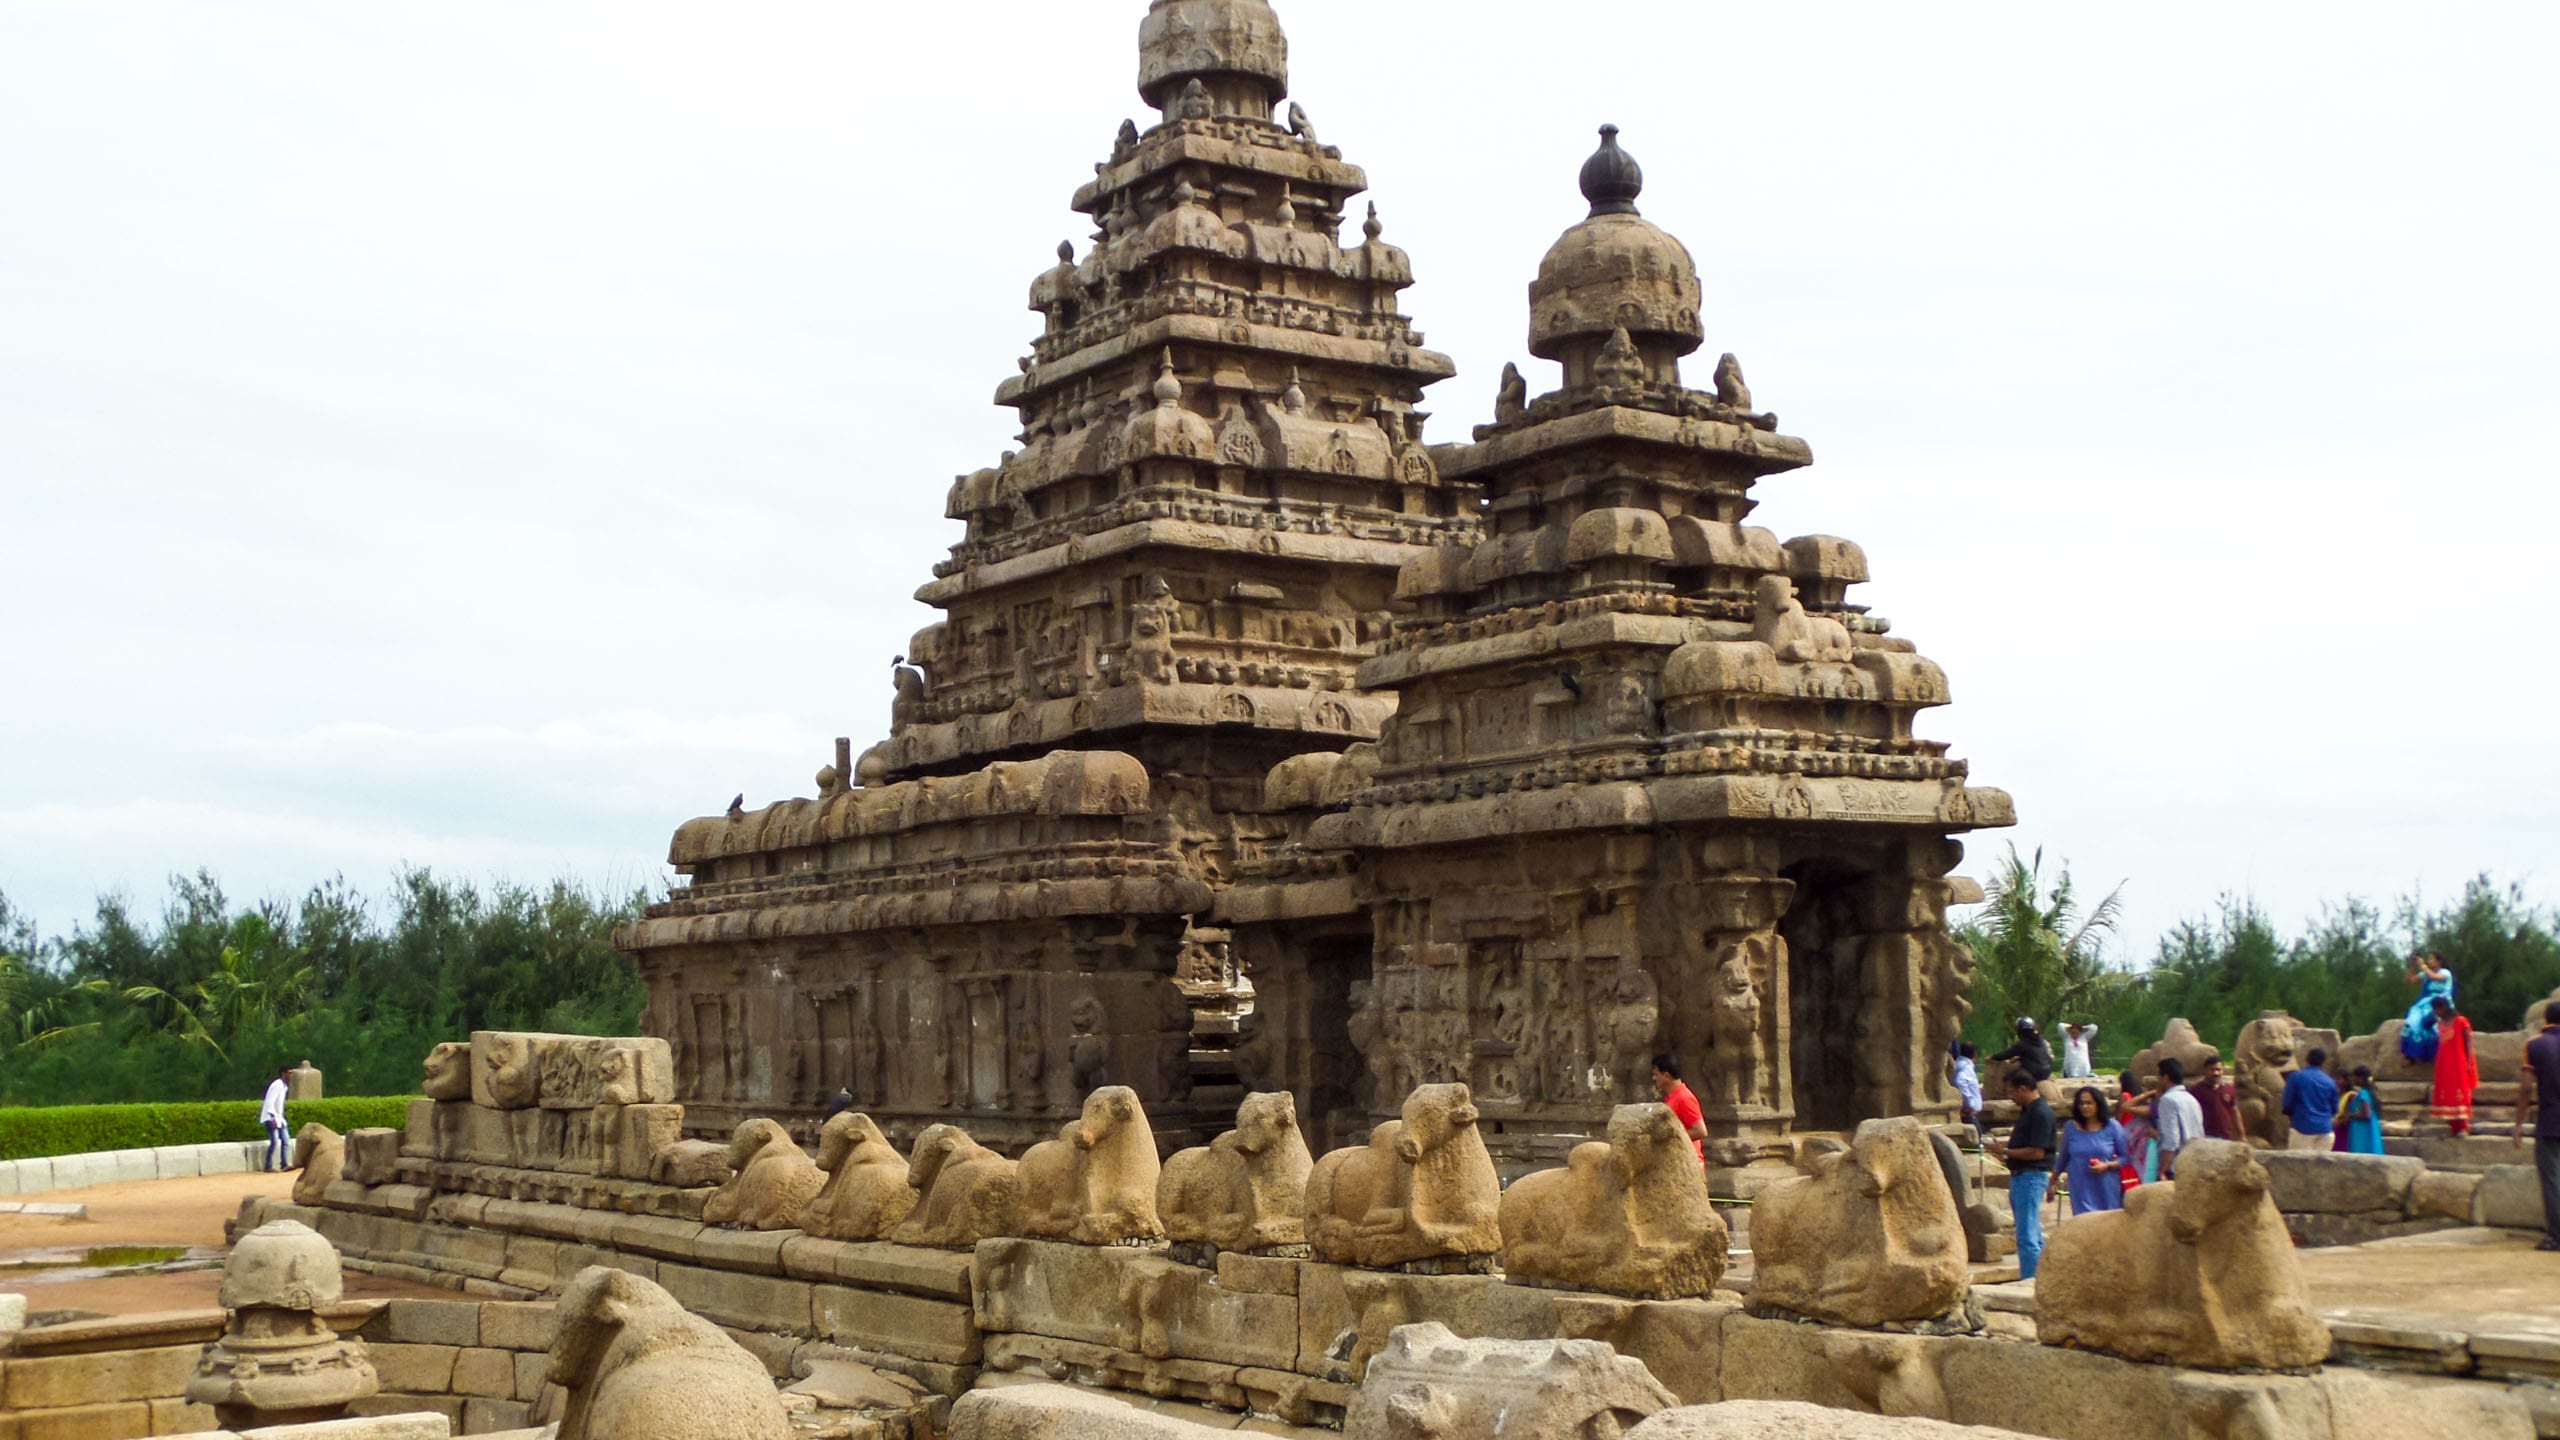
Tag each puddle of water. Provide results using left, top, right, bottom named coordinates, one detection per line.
left=82, top=1245, right=186, bottom=1267
left=0, top=1243, right=215, bottom=1279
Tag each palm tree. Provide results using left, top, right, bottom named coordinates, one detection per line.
left=1959, top=846, right=2127, bottom=1037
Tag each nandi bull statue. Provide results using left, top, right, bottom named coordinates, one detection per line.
left=544, top=1265, right=788, bottom=1440
left=701, top=1118, right=824, bottom=1230
left=1749, top=1116, right=1972, bottom=1330
left=795, top=1111, right=916, bottom=1241
left=1019, top=1085, right=1164, bottom=1246
left=892, top=1122, right=1023, bottom=1249
left=1500, top=1102, right=1729, bottom=1299
left=1307, top=1083, right=1500, bottom=1271
left=2037, top=1139, right=2330, bottom=1369
left=1159, top=1090, right=1313, bottom=1258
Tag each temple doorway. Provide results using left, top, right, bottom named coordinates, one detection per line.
left=1781, top=862, right=1865, bottom=1133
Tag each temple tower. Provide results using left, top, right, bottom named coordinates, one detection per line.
left=1236, top=129, right=2013, bottom=1175
left=617, top=0, right=1480, bottom=1150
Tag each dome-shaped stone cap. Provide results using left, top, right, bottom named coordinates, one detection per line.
left=1139, top=0, right=1288, bottom=108
left=221, top=1219, right=345, bottom=1311
left=1529, top=128, right=1705, bottom=361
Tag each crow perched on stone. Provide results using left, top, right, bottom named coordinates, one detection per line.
left=726, top=794, right=745, bottom=819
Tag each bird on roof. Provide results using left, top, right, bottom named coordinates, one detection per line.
left=727, top=794, right=745, bottom=819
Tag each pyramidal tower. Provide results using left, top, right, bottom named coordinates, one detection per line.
left=620, top=2, right=2012, bottom=1174
left=619, top=0, right=1483, bottom=1150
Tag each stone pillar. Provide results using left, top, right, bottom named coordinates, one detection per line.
left=285, top=1060, right=323, bottom=1101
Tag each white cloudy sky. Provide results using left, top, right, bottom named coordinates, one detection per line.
left=2, top=2, right=2553, bottom=957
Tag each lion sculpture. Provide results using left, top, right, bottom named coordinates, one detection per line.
left=1018, top=1085, right=1163, bottom=1246
left=891, top=1123, right=1022, bottom=1249
left=795, top=1112, right=916, bottom=1241
left=1499, top=1102, right=1729, bottom=1299
left=700, top=1119, right=823, bottom=1230
left=1748, top=1116, right=1969, bottom=1328
left=2037, top=1139, right=2330, bottom=1370
left=1306, top=1082, right=1500, bottom=1269
left=1159, top=1090, right=1313, bottom=1255
left=545, top=1266, right=788, bottom=1440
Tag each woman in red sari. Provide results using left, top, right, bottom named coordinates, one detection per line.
left=2429, top=997, right=2479, bottom=1137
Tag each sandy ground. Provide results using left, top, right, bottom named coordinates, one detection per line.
left=1, top=1170, right=445, bottom=1315
left=2298, top=1226, right=2560, bottom=1334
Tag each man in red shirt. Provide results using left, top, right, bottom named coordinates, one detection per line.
left=1651, top=1054, right=1710, bottom=1165
left=2191, top=1054, right=2243, bottom=1141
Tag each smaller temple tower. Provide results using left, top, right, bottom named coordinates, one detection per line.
left=1236, top=128, right=2013, bottom=1173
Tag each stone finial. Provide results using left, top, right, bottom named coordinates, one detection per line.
left=1138, top=0, right=1289, bottom=112
left=1020, top=1085, right=1165, bottom=1245
left=1344, top=1322, right=1676, bottom=1440
left=701, top=1118, right=826, bottom=1230
left=1307, top=1083, right=1501, bottom=1270
left=1581, top=124, right=1644, bottom=216
left=191, top=1220, right=377, bottom=1429
left=2037, top=1139, right=2331, bottom=1369
left=1500, top=1102, right=1730, bottom=1300
left=1748, top=1116, right=1973, bottom=1330
left=548, top=1266, right=790, bottom=1440
left=285, top=1060, right=323, bottom=1100
left=1159, top=1090, right=1314, bottom=1256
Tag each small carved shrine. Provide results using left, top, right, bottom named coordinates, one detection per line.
left=617, top=0, right=2011, bottom=1168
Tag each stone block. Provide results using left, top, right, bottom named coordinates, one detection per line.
left=949, top=1381, right=1240, bottom=1440
left=146, top=1395, right=221, bottom=1433
left=1720, top=1314, right=1954, bottom=1417
left=1346, top=1320, right=1678, bottom=1440
left=2473, top=1166, right=2546, bottom=1230
left=2321, top=1369, right=2538, bottom=1440
left=343, top=1128, right=404, bottom=1185
left=512, top=1349, right=551, bottom=1400
left=1540, top=1295, right=1732, bottom=1407
left=1143, top=1258, right=1299, bottom=1371
left=464, top=1397, right=533, bottom=1433
left=105, top=1149, right=157, bottom=1184
left=1938, top=1335, right=2179, bottom=1440
left=780, top=1237, right=977, bottom=1300
left=0, top=1291, right=27, bottom=1335
left=1312, top=1266, right=1566, bottom=1384
left=449, top=1347, right=515, bottom=1398
left=655, top=1262, right=814, bottom=1334
left=367, top=1341, right=461, bottom=1393
left=604, top=1103, right=685, bottom=1181
left=478, top=1301, right=556, bottom=1353
left=690, top=1225, right=793, bottom=1274
left=609, top=1212, right=708, bottom=1261
left=152, top=1147, right=200, bottom=1181
left=0, top=1157, right=25, bottom=1195
left=2471, top=1333, right=2560, bottom=1384
left=379, top=1299, right=480, bottom=1348
left=2325, top=1319, right=2474, bottom=1375
left=255, top=1415, right=457, bottom=1439
left=13, top=1401, right=152, bottom=1440
left=2410, top=1170, right=2483, bottom=1221
left=537, top=1035, right=674, bottom=1109
left=2258, top=1151, right=2424, bottom=1214
left=5, top=1344, right=203, bottom=1408
left=1232, top=1366, right=1354, bottom=1427
left=812, top=1283, right=982, bottom=1365
left=974, top=1238, right=1158, bottom=1352
left=345, top=1395, right=466, bottom=1427
left=1626, top=1399, right=2067, bottom=1440
left=1214, top=1252, right=1301, bottom=1296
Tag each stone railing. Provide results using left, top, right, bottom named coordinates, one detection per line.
left=0, top=1140, right=265, bottom=1197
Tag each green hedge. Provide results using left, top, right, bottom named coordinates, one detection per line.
left=0, top=1096, right=418, bottom=1160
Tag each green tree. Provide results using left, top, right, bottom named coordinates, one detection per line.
left=1957, top=846, right=2127, bottom=1049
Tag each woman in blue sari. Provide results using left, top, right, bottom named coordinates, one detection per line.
left=2340, top=1065, right=2386, bottom=1154
left=2400, top=951, right=2455, bottom=1062
left=2056, top=1086, right=2128, bottom=1215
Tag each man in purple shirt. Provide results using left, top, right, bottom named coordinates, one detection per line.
left=2517, top=1003, right=2560, bottom=1251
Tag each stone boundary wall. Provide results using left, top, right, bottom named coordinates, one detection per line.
left=0, top=1298, right=558, bottom=1439
left=251, top=1189, right=2560, bottom=1440
left=0, top=1142, right=264, bottom=1198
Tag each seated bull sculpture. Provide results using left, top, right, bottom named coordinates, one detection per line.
left=1159, top=1090, right=1313, bottom=1255
left=2037, top=1139, right=2330, bottom=1370
left=546, top=1265, right=788, bottom=1440
left=700, top=1119, right=823, bottom=1230
left=795, top=1111, right=917, bottom=1241
left=1500, top=1102, right=1729, bottom=1299
left=1749, top=1116, right=1969, bottom=1328
left=1306, top=1082, right=1500, bottom=1270
left=290, top=1123, right=345, bottom=1206
left=1019, top=1085, right=1163, bottom=1246
left=892, top=1122, right=1023, bottom=1249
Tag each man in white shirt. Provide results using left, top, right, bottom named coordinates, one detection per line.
left=259, top=1067, right=292, bottom=1173
left=2152, top=1056, right=2204, bottom=1177
left=2061, top=1023, right=2098, bottom=1079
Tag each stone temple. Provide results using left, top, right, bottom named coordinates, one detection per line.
left=614, top=0, right=2013, bottom=1177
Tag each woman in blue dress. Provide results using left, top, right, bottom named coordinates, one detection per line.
left=2056, top=1086, right=2128, bottom=1215
left=2340, top=1065, right=2387, bottom=1154
left=2400, top=951, right=2456, bottom=1062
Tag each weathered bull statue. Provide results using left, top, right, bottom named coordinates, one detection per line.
left=1019, top=1085, right=1163, bottom=1246
left=1748, top=1116, right=1969, bottom=1328
left=795, top=1112, right=916, bottom=1241
left=546, top=1265, right=788, bottom=1440
left=1159, top=1090, right=1313, bottom=1255
left=892, top=1122, right=1022, bottom=1249
left=700, top=1118, right=824, bottom=1230
left=1306, top=1083, right=1500, bottom=1269
left=1500, top=1102, right=1728, bottom=1299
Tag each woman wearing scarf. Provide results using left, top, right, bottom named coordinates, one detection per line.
left=2430, top=996, right=2479, bottom=1137
left=2401, top=951, right=2456, bottom=1062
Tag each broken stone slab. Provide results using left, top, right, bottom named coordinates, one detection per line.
left=1630, top=1399, right=2042, bottom=1440
left=1342, top=1321, right=1675, bottom=1440
left=948, top=1379, right=1245, bottom=1439
left=2256, top=1151, right=2424, bottom=1214
left=0, top=1200, right=87, bottom=1219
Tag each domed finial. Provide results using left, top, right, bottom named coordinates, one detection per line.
left=1276, top=184, right=1297, bottom=228
left=1579, top=123, right=1644, bottom=217
left=1282, top=367, right=1307, bottom=415
left=1056, top=240, right=1075, bottom=264
left=1153, top=349, right=1183, bottom=406
left=1173, top=178, right=1198, bottom=208
left=1363, top=202, right=1383, bottom=243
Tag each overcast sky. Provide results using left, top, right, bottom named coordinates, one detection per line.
left=3, top=1, right=2553, bottom=961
